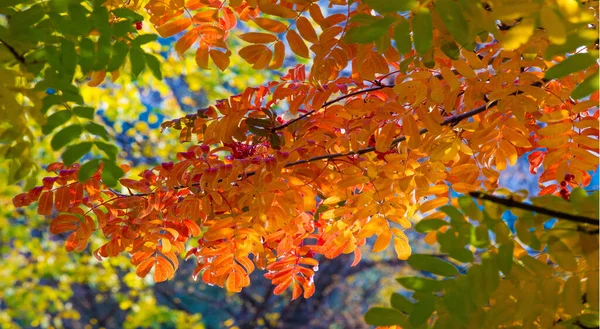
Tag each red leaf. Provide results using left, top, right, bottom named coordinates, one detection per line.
left=528, top=151, right=545, bottom=175
left=38, top=191, right=54, bottom=215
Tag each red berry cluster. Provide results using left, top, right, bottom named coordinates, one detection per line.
left=224, top=142, right=258, bottom=159
left=134, top=21, right=143, bottom=30
left=559, top=173, right=576, bottom=200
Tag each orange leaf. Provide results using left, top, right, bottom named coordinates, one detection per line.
left=192, top=9, right=218, bottom=23
left=50, top=214, right=79, bottom=234
left=175, top=28, right=199, bottom=56
left=286, top=30, right=309, bottom=58
left=195, top=44, right=209, bottom=69
left=253, top=17, right=287, bottom=33
left=136, top=257, right=155, bottom=278
left=38, top=191, right=53, bottom=216
left=155, top=256, right=174, bottom=282
left=273, top=275, right=293, bottom=295
left=351, top=248, right=362, bottom=267
left=291, top=281, right=302, bottom=300
left=296, top=16, right=318, bottom=43
left=373, top=230, right=392, bottom=252
left=209, top=49, right=231, bottom=71
left=238, top=32, right=277, bottom=43
left=269, top=41, right=285, bottom=69
left=157, top=18, right=191, bottom=38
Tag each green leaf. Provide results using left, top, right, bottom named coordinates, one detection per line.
left=412, top=7, right=433, bottom=54
left=458, top=196, right=482, bottom=221
left=51, top=124, right=82, bottom=150
left=94, top=34, right=111, bottom=71
left=79, top=38, right=95, bottom=74
left=547, top=236, right=578, bottom=272
left=62, top=142, right=93, bottom=166
left=78, top=158, right=101, bottom=181
left=107, top=41, right=129, bottom=72
left=113, top=20, right=136, bottom=38
left=470, top=224, right=490, bottom=248
left=364, top=307, right=408, bottom=326
left=345, top=16, right=397, bottom=44
left=129, top=46, right=146, bottom=79
left=111, top=8, right=143, bottom=22
left=571, top=71, right=599, bottom=99
left=544, top=53, right=597, bottom=80
left=391, top=293, right=414, bottom=314
left=578, top=313, right=600, bottom=327
left=409, top=294, right=435, bottom=327
left=497, top=241, right=514, bottom=275
left=132, top=34, right=158, bottom=47
left=447, top=247, right=474, bottom=263
left=73, top=106, right=95, bottom=119
left=364, top=0, right=417, bottom=13
left=439, top=205, right=466, bottom=224
left=68, top=3, right=91, bottom=34
left=94, top=141, right=118, bottom=160
left=441, top=40, right=460, bottom=60
left=396, top=277, right=443, bottom=292
left=407, top=254, right=458, bottom=276
left=101, top=160, right=124, bottom=187
left=443, top=290, right=468, bottom=324
left=393, top=16, right=411, bottom=55
left=42, top=110, right=72, bottom=134
left=84, top=122, right=109, bottom=140
left=92, top=6, right=111, bottom=35
left=435, top=0, right=473, bottom=50
left=414, top=218, right=448, bottom=233
left=145, top=53, right=162, bottom=80
left=10, top=4, right=45, bottom=32
left=60, top=38, right=77, bottom=80
left=481, top=252, right=500, bottom=294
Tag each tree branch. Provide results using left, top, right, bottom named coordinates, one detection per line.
left=0, top=38, right=26, bottom=64
left=469, top=191, right=599, bottom=225
left=271, top=84, right=392, bottom=131
left=112, top=100, right=493, bottom=197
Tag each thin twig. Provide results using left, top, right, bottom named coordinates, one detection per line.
left=469, top=191, right=599, bottom=225
left=0, top=38, right=26, bottom=64
left=271, top=85, right=392, bottom=131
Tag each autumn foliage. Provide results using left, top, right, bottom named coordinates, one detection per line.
left=7, top=0, right=599, bottom=311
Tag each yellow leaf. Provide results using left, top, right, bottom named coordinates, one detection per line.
left=541, top=6, right=566, bottom=44
left=502, top=18, right=535, bottom=50
left=323, top=195, right=343, bottom=205
left=537, top=122, right=571, bottom=136
left=157, top=18, right=192, bottom=38
left=209, top=49, right=230, bottom=71
left=238, top=32, right=278, bottom=44
left=286, top=30, right=310, bottom=58
left=538, top=135, right=570, bottom=148
left=429, top=76, right=444, bottom=103
left=376, top=121, right=396, bottom=153
left=393, top=235, right=411, bottom=260
left=563, top=276, right=582, bottom=316
left=502, top=127, right=532, bottom=147
left=253, top=17, right=287, bottom=33
left=403, top=114, right=420, bottom=149
left=452, top=60, right=477, bottom=79
left=420, top=197, right=448, bottom=213
left=440, top=67, right=460, bottom=90
left=373, top=230, right=392, bottom=252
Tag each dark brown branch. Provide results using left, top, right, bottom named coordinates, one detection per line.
left=469, top=191, right=599, bottom=225
left=271, top=84, right=392, bottom=131
left=0, top=38, right=26, bottom=64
